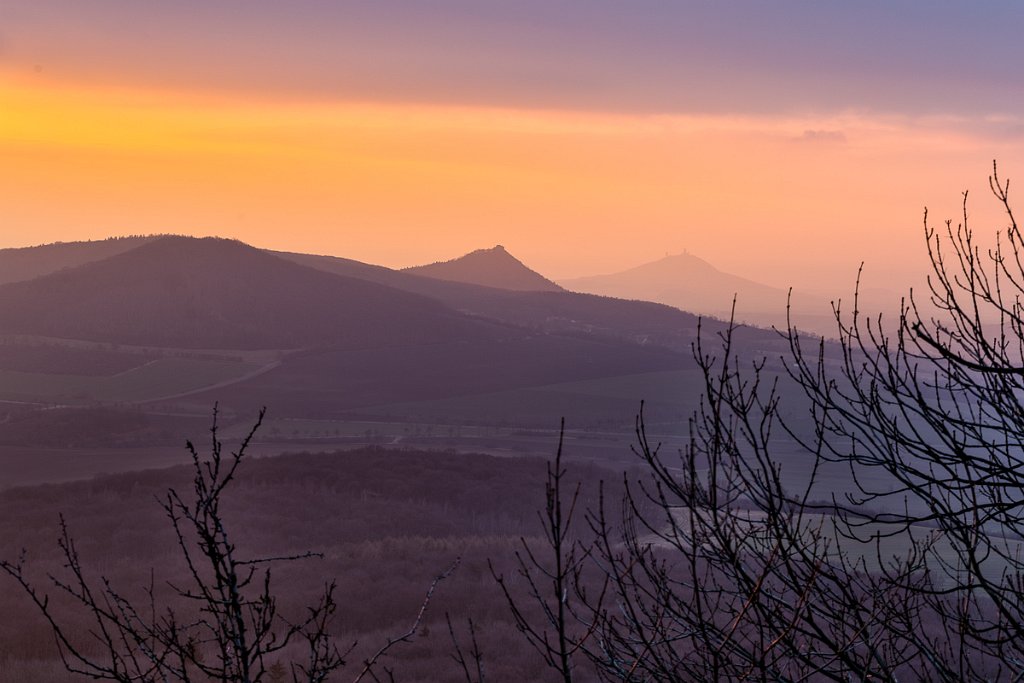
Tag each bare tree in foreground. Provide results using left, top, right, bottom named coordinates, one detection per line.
left=782, top=163, right=1024, bottom=679
left=2, top=406, right=455, bottom=682
left=505, top=331, right=930, bottom=681
left=500, top=164, right=1024, bottom=681
left=489, top=420, right=606, bottom=683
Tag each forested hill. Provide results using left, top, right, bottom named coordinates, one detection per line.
left=0, top=236, right=491, bottom=349
left=0, top=236, right=157, bottom=286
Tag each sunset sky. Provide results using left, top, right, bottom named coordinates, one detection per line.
left=2, top=1, right=1024, bottom=292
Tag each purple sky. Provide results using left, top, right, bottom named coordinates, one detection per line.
left=3, top=1, right=1022, bottom=116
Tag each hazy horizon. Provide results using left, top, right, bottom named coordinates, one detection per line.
left=0, top=233, right=914, bottom=307
left=4, top=2, right=1024, bottom=292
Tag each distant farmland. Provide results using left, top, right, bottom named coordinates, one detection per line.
left=0, top=356, right=263, bottom=404
left=359, top=369, right=703, bottom=429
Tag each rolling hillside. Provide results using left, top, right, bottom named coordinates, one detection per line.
left=281, top=250, right=745, bottom=354
left=0, top=236, right=796, bottom=445
left=182, top=329, right=697, bottom=419
left=0, top=236, right=489, bottom=349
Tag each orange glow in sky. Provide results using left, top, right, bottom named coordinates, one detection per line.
left=3, top=67, right=1024, bottom=293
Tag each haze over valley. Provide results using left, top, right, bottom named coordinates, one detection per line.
left=2, top=2, right=1024, bottom=680
left=0, top=234, right=799, bottom=488
left=0, top=233, right=820, bottom=679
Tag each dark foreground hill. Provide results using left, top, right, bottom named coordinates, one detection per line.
left=403, top=245, right=564, bottom=292
left=0, top=236, right=489, bottom=349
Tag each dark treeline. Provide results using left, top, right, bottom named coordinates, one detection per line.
left=0, top=447, right=622, bottom=682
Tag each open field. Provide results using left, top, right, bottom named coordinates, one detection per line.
left=0, top=333, right=285, bottom=364
left=0, top=343, right=156, bottom=375
left=357, top=369, right=704, bottom=430
left=175, top=333, right=695, bottom=418
left=0, top=357, right=263, bottom=404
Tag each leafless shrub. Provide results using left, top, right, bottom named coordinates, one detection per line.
left=503, top=164, right=1024, bottom=681
left=2, top=406, right=455, bottom=682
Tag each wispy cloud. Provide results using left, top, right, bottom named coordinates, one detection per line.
left=796, top=129, right=847, bottom=144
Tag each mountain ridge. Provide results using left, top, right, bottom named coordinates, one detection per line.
left=0, top=236, right=488, bottom=349
left=0, top=237, right=776, bottom=355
